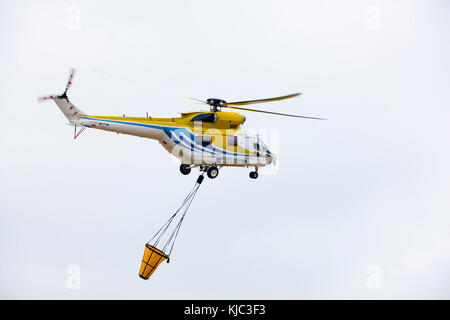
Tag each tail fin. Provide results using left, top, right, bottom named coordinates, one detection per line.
left=38, top=68, right=86, bottom=123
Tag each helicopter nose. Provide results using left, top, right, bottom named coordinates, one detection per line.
left=266, top=152, right=277, bottom=165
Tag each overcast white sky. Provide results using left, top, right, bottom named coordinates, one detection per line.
left=1, top=0, right=449, bottom=299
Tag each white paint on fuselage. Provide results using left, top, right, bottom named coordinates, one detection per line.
left=75, top=117, right=274, bottom=167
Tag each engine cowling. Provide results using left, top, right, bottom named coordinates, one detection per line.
left=215, top=112, right=245, bottom=129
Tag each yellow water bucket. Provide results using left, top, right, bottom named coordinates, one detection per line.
left=139, top=244, right=169, bottom=280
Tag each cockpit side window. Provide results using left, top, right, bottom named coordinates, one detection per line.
left=190, top=113, right=217, bottom=123
left=254, top=139, right=269, bottom=157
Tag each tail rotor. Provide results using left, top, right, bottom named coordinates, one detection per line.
left=37, top=68, right=85, bottom=121
left=37, top=68, right=76, bottom=103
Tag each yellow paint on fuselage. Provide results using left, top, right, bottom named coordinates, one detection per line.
left=81, top=111, right=253, bottom=155
left=82, top=111, right=244, bottom=131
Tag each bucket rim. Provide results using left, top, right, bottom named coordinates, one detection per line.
left=145, top=243, right=169, bottom=259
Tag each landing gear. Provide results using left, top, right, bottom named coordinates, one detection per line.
left=249, top=167, right=259, bottom=179
left=183, top=164, right=220, bottom=179
left=180, top=164, right=191, bottom=175
left=207, top=166, right=219, bottom=179
left=249, top=171, right=258, bottom=179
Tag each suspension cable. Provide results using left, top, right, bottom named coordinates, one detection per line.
left=147, top=174, right=205, bottom=258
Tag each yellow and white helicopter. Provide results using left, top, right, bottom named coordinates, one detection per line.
left=38, top=69, right=324, bottom=179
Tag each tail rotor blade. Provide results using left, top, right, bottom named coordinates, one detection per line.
left=37, top=95, right=58, bottom=102
left=64, top=68, right=76, bottom=93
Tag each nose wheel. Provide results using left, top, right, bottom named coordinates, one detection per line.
left=249, top=167, right=259, bottom=179
left=249, top=171, right=258, bottom=179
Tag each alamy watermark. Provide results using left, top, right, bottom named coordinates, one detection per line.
left=66, top=5, right=82, bottom=31
left=366, top=264, right=382, bottom=290
left=66, top=265, right=81, bottom=290
left=365, top=5, right=382, bottom=30
left=167, top=125, right=281, bottom=176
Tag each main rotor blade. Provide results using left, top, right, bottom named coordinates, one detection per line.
left=223, top=105, right=326, bottom=120
left=221, top=93, right=301, bottom=107
left=188, top=96, right=208, bottom=104
left=90, top=68, right=204, bottom=104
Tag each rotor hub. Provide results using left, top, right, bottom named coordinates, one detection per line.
left=206, top=98, right=226, bottom=111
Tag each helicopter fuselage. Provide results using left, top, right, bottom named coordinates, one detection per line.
left=39, top=69, right=295, bottom=178
left=73, top=111, right=275, bottom=168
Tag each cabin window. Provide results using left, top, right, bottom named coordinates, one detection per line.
left=195, top=135, right=212, bottom=146
left=228, top=136, right=238, bottom=147
left=190, top=113, right=217, bottom=123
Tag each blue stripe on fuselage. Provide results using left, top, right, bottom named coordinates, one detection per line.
left=81, top=116, right=255, bottom=157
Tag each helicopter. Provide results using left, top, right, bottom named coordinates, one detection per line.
left=38, top=69, right=325, bottom=179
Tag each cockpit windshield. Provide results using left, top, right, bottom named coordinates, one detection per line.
left=254, top=140, right=268, bottom=152
left=237, top=134, right=272, bottom=157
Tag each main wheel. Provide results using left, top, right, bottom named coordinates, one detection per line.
left=207, top=166, right=219, bottom=179
left=249, top=171, right=259, bottom=179
left=180, top=164, right=191, bottom=175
